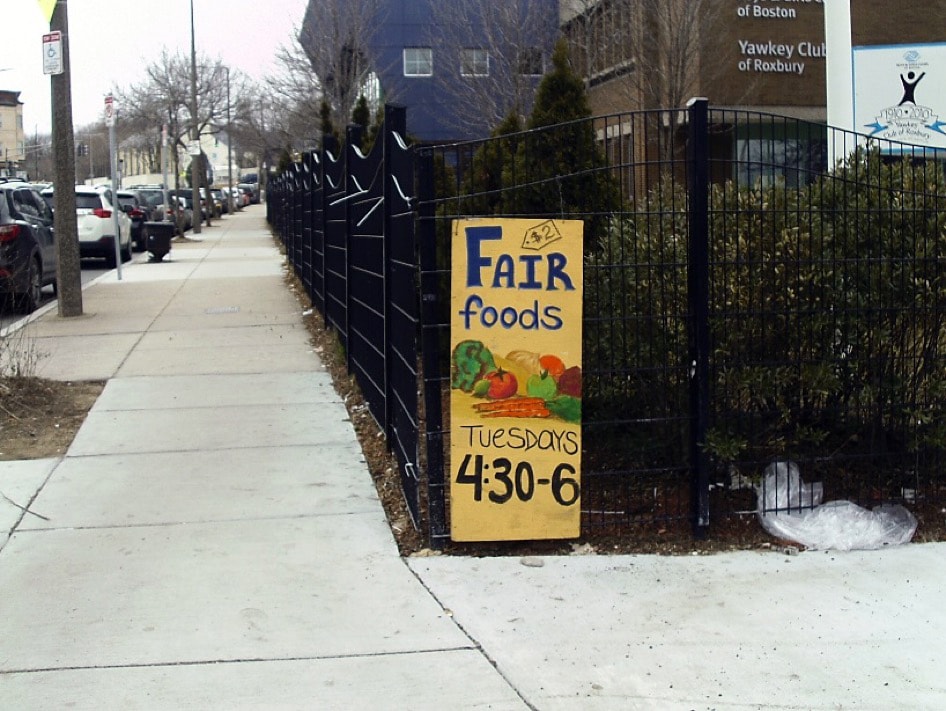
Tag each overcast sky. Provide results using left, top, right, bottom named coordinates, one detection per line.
left=5, top=0, right=309, bottom=135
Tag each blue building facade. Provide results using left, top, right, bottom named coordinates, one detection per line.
left=302, top=0, right=560, bottom=143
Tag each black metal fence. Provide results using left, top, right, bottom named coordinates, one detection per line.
left=269, top=100, right=946, bottom=547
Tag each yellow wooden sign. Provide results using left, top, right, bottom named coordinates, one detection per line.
left=449, top=218, right=583, bottom=541
left=37, top=0, right=57, bottom=23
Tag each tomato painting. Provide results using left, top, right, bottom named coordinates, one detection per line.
left=485, top=369, right=518, bottom=399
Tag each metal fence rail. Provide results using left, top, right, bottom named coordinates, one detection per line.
left=271, top=100, right=946, bottom=547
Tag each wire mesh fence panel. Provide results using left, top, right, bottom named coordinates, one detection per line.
left=385, top=108, right=424, bottom=527
left=323, top=136, right=349, bottom=353
left=346, top=126, right=388, bottom=433
left=707, top=109, right=946, bottom=530
left=271, top=102, right=946, bottom=547
left=417, top=108, right=701, bottom=543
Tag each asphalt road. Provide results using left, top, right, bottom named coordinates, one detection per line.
left=0, top=262, right=108, bottom=332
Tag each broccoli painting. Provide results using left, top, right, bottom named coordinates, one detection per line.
left=451, top=340, right=496, bottom=392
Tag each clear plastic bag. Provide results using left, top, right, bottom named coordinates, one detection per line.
left=756, top=460, right=917, bottom=551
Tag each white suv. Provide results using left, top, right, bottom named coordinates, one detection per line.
left=41, top=185, right=132, bottom=268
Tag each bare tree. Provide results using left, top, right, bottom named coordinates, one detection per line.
left=115, top=50, right=190, bottom=181
left=116, top=50, right=253, bottom=185
left=266, top=29, right=325, bottom=146
left=424, top=0, right=559, bottom=137
left=298, top=0, right=384, bottom=131
left=24, top=132, right=53, bottom=182
left=72, top=121, right=112, bottom=184
left=228, top=87, right=290, bottom=184
left=563, top=0, right=738, bottom=111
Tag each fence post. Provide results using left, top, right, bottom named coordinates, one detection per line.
left=319, top=134, right=338, bottom=317
left=291, top=162, right=302, bottom=273
left=300, top=152, right=310, bottom=299
left=417, top=150, right=447, bottom=548
left=383, top=105, right=405, bottom=443
left=687, top=97, right=711, bottom=538
left=344, top=125, right=363, bottom=373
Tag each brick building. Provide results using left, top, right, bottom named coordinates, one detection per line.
left=0, top=90, right=25, bottom=177
left=561, top=1, right=946, bottom=122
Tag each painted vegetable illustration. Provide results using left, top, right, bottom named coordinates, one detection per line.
left=450, top=343, right=579, bottom=421
left=451, top=340, right=496, bottom=392
left=457, top=348, right=582, bottom=422
left=557, top=366, right=582, bottom=398
left=473, top=397, right=551, bottom=418
left=526, top=370, right=558, bottom=399
left=544, top=395, right=581, bottom=423
left=484, top=369, right=518, bottom=399
left=506, top=349, right=542, bottom=375
left=539, top=354, right=566, bottom=379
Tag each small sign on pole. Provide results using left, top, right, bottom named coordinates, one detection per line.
left=42, top=31, right=63, bottom=75
left=104, top=94, right=115, bottom=127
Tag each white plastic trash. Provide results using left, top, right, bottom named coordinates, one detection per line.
left=756, top=460, right=917, bottom=551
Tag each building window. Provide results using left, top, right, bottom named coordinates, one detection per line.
left=735, top=138, right=826, bottom=188
left=404, top=48, right=433, bottom=77
left=461, top=48, right=489, bottom=77
left=518, top=48, right=543, bottom=76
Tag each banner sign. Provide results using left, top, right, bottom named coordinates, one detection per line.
left=37, top=0, right=57, bottom=23
left=854, top=42, right=946, bottom=152
left=449, top=218, right=583, bottom=541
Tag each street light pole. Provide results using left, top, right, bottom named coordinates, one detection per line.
left=226, top=67, right=233, bottom=213
left=189, top=0, right=201, bottom=234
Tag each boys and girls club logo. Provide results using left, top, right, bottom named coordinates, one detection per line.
left=864, top=48, right=946, bottom=145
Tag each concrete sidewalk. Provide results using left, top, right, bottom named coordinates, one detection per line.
left=0, top=208, right=520, bottom=709
left=1, top=206, right=944, bottom=710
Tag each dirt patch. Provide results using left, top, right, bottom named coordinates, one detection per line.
left=0, top=377, right=104, bottom=461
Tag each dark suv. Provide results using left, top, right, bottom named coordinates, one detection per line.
left=116, top=190, right=148, bottom=251
left=0, top=179, right=57, bottom=313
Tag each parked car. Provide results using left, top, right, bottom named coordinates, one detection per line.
left=125, top=185, right=166, bottom=221
left=199, top=187, right=222, bottom=218
left=116, top=190, right=148, bottom=251
left=0, top=178, right=57, bottom=313
left=172, top=190, right=204, bottom=222
left=161, top=191, right=193, bottom=231
left=42, top=185, right=132, bottom=268
left=238, top=182, right=260, bottom=204
left=210, top=188, right=228, bottom=214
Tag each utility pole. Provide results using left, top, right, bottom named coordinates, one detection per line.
left=50, top=0, right=82, bottom=317
left=226, top=67, right=234, bottom=213
left=105, top=94, right=122, bottom=280
left=189, top=0, right=201, bottom=234
left=86, top=131, right=93, bottom=183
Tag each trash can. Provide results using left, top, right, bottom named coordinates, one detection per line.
left=144, top=221, right=175, bottom=262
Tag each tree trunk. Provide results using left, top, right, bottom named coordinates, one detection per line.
left=50, top=2, right=83, bottom=318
